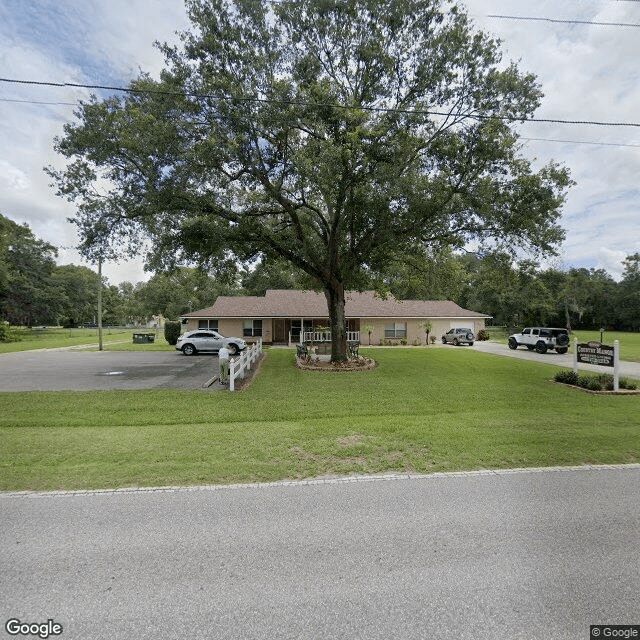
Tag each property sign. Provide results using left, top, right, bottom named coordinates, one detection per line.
left=576, top=341, right=615, bottom=367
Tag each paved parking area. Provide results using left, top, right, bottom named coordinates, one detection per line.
left=0, top=351, right=220, bottom=392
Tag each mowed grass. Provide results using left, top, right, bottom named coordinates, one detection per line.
left=0, top=327, right=150, bottom=353
left=0, top=348, right=638, bottom=491
left=572, top=330, right=640, bottom=362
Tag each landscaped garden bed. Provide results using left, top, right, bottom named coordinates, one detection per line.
left=553, top=369, right=639, bottom=394
left=296, top=354, right=377, bottom=372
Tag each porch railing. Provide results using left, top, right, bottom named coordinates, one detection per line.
left=302, top=331, right=359, bottom=343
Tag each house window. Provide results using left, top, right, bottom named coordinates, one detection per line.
left=384, top=322, right=406, bottom=338
left=243, top=319, right=263, bottom=337
left=198, top=319, right=218, bottom=330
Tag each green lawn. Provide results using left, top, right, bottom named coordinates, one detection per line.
left=0, top=327, right=148, bottom=353
left=1, top=348, right=638, bottom=491
left=571, top=330, right=640, bottom=362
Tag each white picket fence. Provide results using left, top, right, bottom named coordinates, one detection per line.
left=302, top=331, right=359, bottom=343
left=228, top=339, right=263, bottom=391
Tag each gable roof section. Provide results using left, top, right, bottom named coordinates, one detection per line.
left=183, top=290, right=490, bottom=319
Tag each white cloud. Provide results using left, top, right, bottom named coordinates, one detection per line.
left=0, top=160, right=29, bottom=191
left=1, top=0, right=638, bottom=285
left=464, top=0, right=640, bottom=279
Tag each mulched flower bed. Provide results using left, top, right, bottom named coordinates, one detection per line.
left=296, top=356, right=378, bottom=372
left=553, top=369, right=639, bottom=394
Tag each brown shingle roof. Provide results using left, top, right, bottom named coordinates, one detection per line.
left=183, top=290, right=490, bottom=319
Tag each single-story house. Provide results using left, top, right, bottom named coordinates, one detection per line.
left=180, top=289, right=491, bottom=346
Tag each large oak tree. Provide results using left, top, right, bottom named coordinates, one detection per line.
left=49, top=0, right=572, bottom=360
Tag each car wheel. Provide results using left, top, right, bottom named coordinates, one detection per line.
left=228, top=344, right=239, bottom=356
left=556, top=334, right=569, bottom=347
left=442, top=337, right=447, bottom=344
left=453, top=338, right=459, bottom=346
left=535, top=341, right=547, bottom=354
left=468, top=341, right=474, bottom=347
left=508, top=337, right=518, bottom=350
left=182, top=343, right=197, bottom=356
left=556, top=347, right=568, bottom=355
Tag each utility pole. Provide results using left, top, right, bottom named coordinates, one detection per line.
left=97, top=255, right=103, bottom=351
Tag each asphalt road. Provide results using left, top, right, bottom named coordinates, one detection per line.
left=0, top=350, right=220, bottom=391
left=1, top=466, right=639, bottom=640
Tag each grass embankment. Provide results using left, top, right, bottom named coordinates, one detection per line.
left=1, top=348, right=638, bottom=491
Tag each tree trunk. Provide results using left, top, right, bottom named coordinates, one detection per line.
left=564, top=298, right=572, bottom=331
left=325, top=283, right=348, bottom=362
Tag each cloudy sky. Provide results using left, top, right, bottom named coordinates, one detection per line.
left=1, top=0, right=638, bottom=285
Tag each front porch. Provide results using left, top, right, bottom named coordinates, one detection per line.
left=271, top=318, right=360, bottom=346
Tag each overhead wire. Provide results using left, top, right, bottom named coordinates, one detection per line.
left=1, top=77, right=640, bottom=128
left=520, top=137, right=640, bottom=149
left=486, top=14, right=640, bottom=27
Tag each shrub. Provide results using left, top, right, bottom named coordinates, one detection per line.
left=476, top=329, right=490, bottom=341
left=577, top=375, right=605, bottom=392
left=555, top=370, right=638, bottom=392
left=164, top=321, right=182, bottom=346
left=430, top=335, right=437, bottom=344
left=620, top=378, right=638, bottom=391
left=554, top=370, right=580, bottom=386
left=0, top=324, right=22, bottom=343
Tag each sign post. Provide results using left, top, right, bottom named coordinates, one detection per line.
left=573, top=338, right=620, bottom=391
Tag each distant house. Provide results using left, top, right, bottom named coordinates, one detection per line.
left=180, top=289, right=490, bottom=346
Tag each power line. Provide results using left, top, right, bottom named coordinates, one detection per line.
left=2, top=77, right=640, bottom=128
left=487, top=14, right=640, bottom=27
left=0, top=97, right=77, bottom=106
left=521, top=137, right=640, bottom=148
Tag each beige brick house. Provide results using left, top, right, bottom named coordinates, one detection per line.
left=180, top=289, right=490, bottom=346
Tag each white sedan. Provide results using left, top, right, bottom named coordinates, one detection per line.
left=175, top=330, right=246, bottom=356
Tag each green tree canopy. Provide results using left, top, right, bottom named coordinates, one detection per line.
left=617, top=253, right=640, bottom=331
left=240, top=256, right=311, bottom=296
left=48, top=0, right=572, bottom=360
left=51, top=264, right=101, bottom=326
left=134, top=267, right=238, bottom=319
left=0, top=214, right=63, bottom=326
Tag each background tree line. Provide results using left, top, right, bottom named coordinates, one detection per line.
left=2, top=214, right=638, bottom=332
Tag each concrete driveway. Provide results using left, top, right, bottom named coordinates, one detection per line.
left=468, top=340, right=640, bottom=380
left=0, top=350, right=220, bottom=392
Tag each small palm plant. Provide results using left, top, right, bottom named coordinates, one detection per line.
left=422, top=321, right=433, bottom=346
left=362, top=324, right=375, bottom=345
